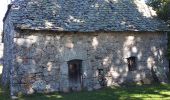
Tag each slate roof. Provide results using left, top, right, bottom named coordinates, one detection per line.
left=5, top=0, right=169, bottom=32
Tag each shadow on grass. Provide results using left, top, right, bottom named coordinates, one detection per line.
left=20, top=84, right=170, bottom=100
left=0, top=74, right=170, bottom=100
left=0, top=61, right=169, bottom=99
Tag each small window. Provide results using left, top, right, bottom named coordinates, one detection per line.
left=98, top=68, right=104, bottom=75
left=127, top=56, right=137, bottom=71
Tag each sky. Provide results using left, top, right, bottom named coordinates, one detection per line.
left=0, top=0, right=10, bottom=32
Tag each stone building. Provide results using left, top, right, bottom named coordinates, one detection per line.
left=2, top=0, right=169, bottom=96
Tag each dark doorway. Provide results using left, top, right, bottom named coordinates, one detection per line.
left=127, top=56, right=137, bottom=71
left=68, top=59, right=82, bottom=91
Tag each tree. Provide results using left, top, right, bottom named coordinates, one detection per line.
left=147, top=0, right=170, bottom=22
left=147, top=0, right=170, bottom=61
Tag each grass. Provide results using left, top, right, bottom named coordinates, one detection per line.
left=0, top=69, right=170, bottom=100
left=0, top=82, right=170, bottom=100
left=22, top=84, right=170, bottom=100
left=0, top=74, right=10, bottom=100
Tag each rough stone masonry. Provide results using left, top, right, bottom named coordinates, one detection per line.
left=9, top=31, right=169, bottom=95
left=2, top=0, right=169, bottom=97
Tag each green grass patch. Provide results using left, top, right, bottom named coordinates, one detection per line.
left=1, top=83, right=170, bottom=100
left=0, top=74, right=10, bottom=100
left=0, top=73, right=170, bottom=100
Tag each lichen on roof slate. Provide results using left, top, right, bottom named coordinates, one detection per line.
left=5, top=0, right=169, bottom=32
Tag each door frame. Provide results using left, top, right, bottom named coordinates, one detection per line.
left=67, top=59, right=83, bottom=90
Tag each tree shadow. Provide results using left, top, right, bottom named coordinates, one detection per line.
left=19, top=84, right=170, bottom=100
left=2, top=0, right=169, bottom=98
left=9, top=0, right=167, bottom=31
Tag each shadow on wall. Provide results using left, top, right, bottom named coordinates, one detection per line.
left=12, top=0, right=160, bottom=31
left=11, top=31, right=168, bottom=93
left=3, top=0, right=169, bottom=95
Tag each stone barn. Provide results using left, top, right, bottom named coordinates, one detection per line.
left=2, top=0, right=169, bottom=96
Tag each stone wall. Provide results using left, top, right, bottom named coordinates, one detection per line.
left=11, top=31, right=168, bottom=95
left=2, top=9, right=15, bottom=91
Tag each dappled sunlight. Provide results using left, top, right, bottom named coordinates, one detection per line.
left=11, top=4, right=20, bottom=10
left=45, top=20, right=54, bottom=28
left=92, top=37, right=99, bottom=50
left=47, top=62, right=53, bottom=72
left=1, top=0, right=169, bottom=98
left=134, top=0, right=157, bottom=18
left=65, top=43, right=74, bottom=49
left=91, top=3, right=100, bottom=8
left=132, top=46, right=138, bottom=53
left=109, top=71, right=119, bottom=79
left=137, top=51, right=142, bottom=60
left=126, top=36, right=135, bottom=42
left=102, top=57, right=111, bottom=67
left=9, top=30, right=169, bottom=96
left=67, top=15, right=84, bottom=23
left=27, top=35, right=39, bottom=43
left=1, top=83, right=170, bottom=100
left=16, top=56, right=22, bottom=64
left=135, top=74, right=141, bottom=81
left=123, top=36, right=136, bottom=58
left=14, top=38, right=35, bottom=47
left=93, top=70, right=99, bottom=78
left=159, top=49, right=163, bottom=56
left=160, top=91, right=170, bottom=97
left=147, top=57, right=155, bottom=69
left=58, top=47, right=64, bottom=53
left=130, top=94, right=163, bottom=98
left=0, top=65, right=2, bottom=74
left=27, top=1, right=39, bottom=6
left=151, top=46, right=162, bottom=58
left=65, top=36, right=74, bottom=49
left=6, top=0, right=165, bottom=33
left=45, top=94, right=63, bottom=99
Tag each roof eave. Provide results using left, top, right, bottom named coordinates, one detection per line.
left=14, top=26, right=170, bottom=33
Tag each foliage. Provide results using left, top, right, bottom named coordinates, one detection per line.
left=147, top=0, right=170, bottom=21
left=147, top=0, right=170, bottom=59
